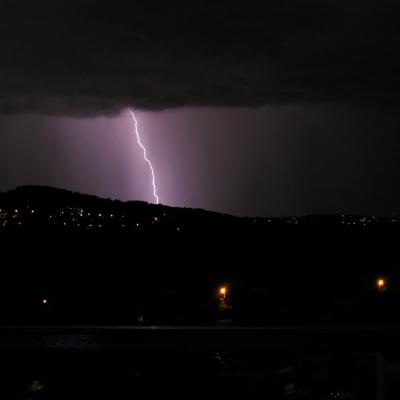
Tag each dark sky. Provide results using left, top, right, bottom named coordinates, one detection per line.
left=0, top=1, right=399, bottom=216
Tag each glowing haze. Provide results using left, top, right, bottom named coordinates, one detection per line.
left=0, top=106, right=400, bottom=217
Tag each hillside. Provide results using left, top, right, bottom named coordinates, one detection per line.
left=0, top=186, right=399, bottom=326
left=1, top=186, right=399, bottom=236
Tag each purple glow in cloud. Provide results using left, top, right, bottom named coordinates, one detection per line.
left=128, top=109, right=159, bottom=204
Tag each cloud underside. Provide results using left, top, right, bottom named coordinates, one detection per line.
left=0, top=0, right=399, bottom=115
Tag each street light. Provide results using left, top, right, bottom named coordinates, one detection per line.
left=217, top=286, right=232, bottom=325
left=219, top=286, right=227, bottom=300
left=377, top=278, right=386, bottom=292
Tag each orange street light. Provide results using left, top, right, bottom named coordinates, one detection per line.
left=377, top=278, right=386, bottom=292
left=219, top=286, right=227, bottom=300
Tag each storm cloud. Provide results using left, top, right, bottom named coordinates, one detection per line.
left=0, top=0, right=399, bottom=114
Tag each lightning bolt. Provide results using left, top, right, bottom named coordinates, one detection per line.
left=128, top=109, right=160, bottom=205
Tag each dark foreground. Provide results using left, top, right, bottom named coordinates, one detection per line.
left=0, top=326, right=399, bottom=399
left=1, top=186, right=400, bottom=398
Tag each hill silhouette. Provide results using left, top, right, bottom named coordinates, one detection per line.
left=1, top=185, right=399, bottom=236
left=0, top=185, right=244, bottom=235
left=0, top=185, right=399, bottom=326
